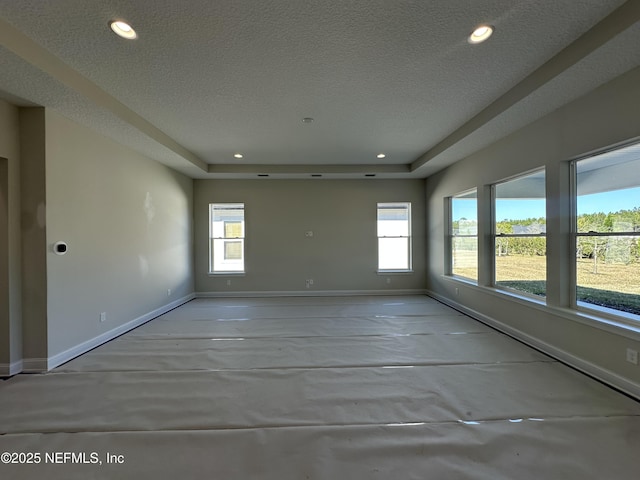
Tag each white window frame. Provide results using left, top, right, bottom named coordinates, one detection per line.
left=571, top=141, right=640, bottom=324
left=492, top=168, right=547, bottom=298
left=377, top=202, right=412, bottom=272
left=209, top=203, right=245, bottom=274
left=449, top=189, right=478, bottom=282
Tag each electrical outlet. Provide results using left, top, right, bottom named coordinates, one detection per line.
left=626, top=348, right=638, bottom=365
left=99, top=312, right=106, bottom=323
left=386, top=278, right=391, bottom=284
left=227, top=279, right=232, bottom=286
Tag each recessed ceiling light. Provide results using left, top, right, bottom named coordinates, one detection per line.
left=234, top=153, right=243, bottom=159
left=377, top=153, right=386, bottom=159
left=110, top=20, right=137, bottom=40
left=468, top=25, right=493, bottom=44
left=302, top=117, right=314, bottom=123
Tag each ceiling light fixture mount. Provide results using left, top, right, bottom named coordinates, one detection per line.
left=234, top=153, right=244, bottom=159
left=377, top=153, right=386, bottom=159
left=110, top=20, right=137, bottom=40
left=301, top=117, right=314, bottom=123
left=468, top=25, right=493, bottom=44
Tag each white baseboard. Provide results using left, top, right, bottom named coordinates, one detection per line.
left=19, top=294, right=195, bottom=373
left=427, top=290, right=640, bottom=401
left=22, top=358, right=48, bottom=373
left=0, top=359, right=24, bottom=377
left=197, top=289, right=428, bottom=298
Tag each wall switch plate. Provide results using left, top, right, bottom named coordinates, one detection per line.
left=626, top=348, right=638, bottom=365
left=167, top=288, right=171, bottom=296
left=99, top=312, right=106, bottom=323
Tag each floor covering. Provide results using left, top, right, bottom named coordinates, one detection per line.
left=1, top=295, right=639, bottom=479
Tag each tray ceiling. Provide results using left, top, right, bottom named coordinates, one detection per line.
left=1, top=0, right=638, bottom=179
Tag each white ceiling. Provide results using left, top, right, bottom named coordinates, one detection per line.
left=0, top=0, right=638, bottom=179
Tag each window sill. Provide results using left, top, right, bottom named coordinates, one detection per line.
left=491, top=284, right=547, bottom=305
left=377, top=270, right=414, bottom=275
left=440, top=275, right=640, bottom=341
left=481, top=285, right=640, bottom=339
left=208, top=272, right=246, bottom=276
left=445, top=274, right=478, bottom=286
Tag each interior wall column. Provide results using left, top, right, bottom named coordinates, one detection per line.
left=19, top=107, right=48, bottom=371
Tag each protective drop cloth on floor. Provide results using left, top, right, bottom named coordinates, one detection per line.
left=56, top=331, right=550, bottom=372
left=0, top=295, right=638, bottom=479
left=2, top=362, right=638, bottom=434
left=2, top=417, right=640, bottom=480
left=130, top=313, right=489, bottom=339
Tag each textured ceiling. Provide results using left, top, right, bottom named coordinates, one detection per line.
left=0, top=0, right=638, bottom=179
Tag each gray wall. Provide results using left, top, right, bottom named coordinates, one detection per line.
left=19, top=108, right=48, bottom=366
left=194, top=179, right=426, bottom=294
left=44, top=110, right=195, bottom=360
left=0, top=157, right=8, bottom=366
left=426, top=67, right=640, bottom=395
left=0, top=99, right=22, bottom=373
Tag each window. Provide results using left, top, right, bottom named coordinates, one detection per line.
left=377, top=202, right=411, bottom=271
left=494, top=170, right=546, bottom=297
left=450, top=189, right=478, bottom=281
left=574, top=142, right=640, bottom=317
left=210, top=203, right=245, bottom=273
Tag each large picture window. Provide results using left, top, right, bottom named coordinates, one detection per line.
left=493, top=170, right=546, bottom=297
left=377, top=202, right=411, bottom=271
left=574, top=142, right=640, bottom=317
left=210, top=203, right=245, bottom=273
left=450, top=189, right=478, bottom=281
